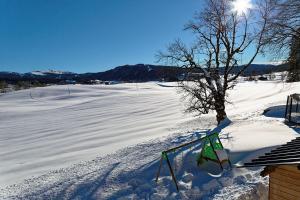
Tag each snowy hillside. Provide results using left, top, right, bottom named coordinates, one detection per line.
left=30, top=70, right=75, bottom=76
left=0, top=81, right=299, bottom=199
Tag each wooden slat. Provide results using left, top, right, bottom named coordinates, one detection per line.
left=271, top=177, right=300, bottom=192
left=257, top=154, right=300, bottom=161
left=252, top=156, right=300, bottom=162
left=253, top=153, right=300, bottom=161
left=275, top=167, right=300, bottom=176
left=241, top=137, right=300, bottom=167
left=277, top=165, right=300, bottom=172
left=273, top=142, right=300, bottom=148
left=269, top=194, right=287, bottom=200
left=243, top=161, right=300, bottom=167
left=280, top=142, right=300, bottom=146
left=286, top=141, right=300, bottom=145
left=274, top=168, right=300, bottom=179
left=278, top=143, right=300, bottom=146
left=270, top=148, right=300, bottom=154
left=270, top=146, right=300, bottom=151
left=269, top=187, right=295, bottom=200
left=282, top=139, right=300, bottom=144
left=270, top=182, right=300, bottom=198
left=283, top=140, right=300, bottom=144
left=265, top=150, right=300, bottom=157
left=269, top=149, right=300, bottom=154
left=255, top=158, right=300, bottom=164
left=269, top=192, right=287, bottom=200
left=288, top=138, right=300, bottom=141
left=270, top=173, right=300, bottom=186
left=269, top=192, right=290, bottom=200
left=276, top=145, right=300, bottom=150
left=273, top=146, right=300, bottom=151
left=277, top=142, right=300, bottom=146
left=248, top=157, right=300, bottom=165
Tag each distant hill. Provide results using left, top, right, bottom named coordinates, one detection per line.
left=78, top=64, right=183, bottom=82
left=229, top=63, right=288, bottom=75
left=0, top=71, right=78, bottom=84
left=0, top=63, right=288, bottom=84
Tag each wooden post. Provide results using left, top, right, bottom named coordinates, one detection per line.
left=155, top=136, right=206, bottom=191
left=155, top=156, right=163, bottom=182
left=208, top=136, right=223, bottom=170
left=217, top=136, right=232, bottom=168
left=165, top=154, right=179, bottom=191
left=285, top=96, right=289, bottom=119
left=217, top=135, right=224, bottom=149
left=227, top=158, right=232, bottom=168
left=164, top=136, right=204, bottom=153
left=289, top=96, right=293, bottom=122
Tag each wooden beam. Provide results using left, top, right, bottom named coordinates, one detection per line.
left=208, top=136, right=223, bottom=170
left=165, top=154, right=179, bottom=191
left=289, top=96, right=293, bottom=122
left=285, top=95, right=290, bottom=119
left=164, top=136, right=204, bottom=153
left=155, top=156, right=163, bottom=182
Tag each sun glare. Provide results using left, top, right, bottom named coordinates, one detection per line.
left=232, top=0, right=253, bottom=16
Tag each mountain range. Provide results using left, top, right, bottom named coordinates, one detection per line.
left=0, top=63, right=288, bottom=84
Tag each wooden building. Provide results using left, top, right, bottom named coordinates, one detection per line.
left=243, top=137, right=300, bottom=200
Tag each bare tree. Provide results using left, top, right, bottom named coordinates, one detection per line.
left=264, top=0, right=300, bottom=81
left=264, top=0, right=300, bottom=54
left=158, top=0, right=271, bottom=124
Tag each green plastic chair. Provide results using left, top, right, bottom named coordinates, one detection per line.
left=197, top=133, right=231, bottom=169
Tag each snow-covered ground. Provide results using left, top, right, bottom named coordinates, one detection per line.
left=0, top=81, right=299, bottom=199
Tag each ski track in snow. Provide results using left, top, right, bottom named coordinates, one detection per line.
left=0, top=81, right=299, bottom=199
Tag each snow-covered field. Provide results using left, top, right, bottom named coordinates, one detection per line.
left=0, top=81, right=299, bottom=199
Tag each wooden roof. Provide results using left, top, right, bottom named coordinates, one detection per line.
left=243, top=137, right=300, bottom=167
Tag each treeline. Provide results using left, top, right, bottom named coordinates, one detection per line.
left=0, top=80, right=47, bottom=93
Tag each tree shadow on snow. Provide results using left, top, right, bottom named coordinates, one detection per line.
left=61, top=162, right=121, bottom=200
left=28, top=113, right=288, bottom=199
left=5, top=118, right=244, bottom=200
left=263, top=104, right=300, bottom=134
left=263, top=105, right=286, bottom=118
left=18, top=162, right=121, bottom=200
left=99, top=118, right=236, bottom=199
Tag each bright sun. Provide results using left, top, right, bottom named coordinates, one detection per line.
left=232, top=0, right=253, bottom=16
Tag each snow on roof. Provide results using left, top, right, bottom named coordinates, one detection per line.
left=242, top=137, right=300, bottom=167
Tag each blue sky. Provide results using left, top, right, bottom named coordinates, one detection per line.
left=0, top=0, right=270, bottom=73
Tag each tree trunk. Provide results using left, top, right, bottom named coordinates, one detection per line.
left=215, top=97, right=227, bottom=125
left=216, top=108, right=227, bottom=125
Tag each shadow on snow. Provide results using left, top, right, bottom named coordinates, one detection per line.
left=263, top=104, right=300, bottom=134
